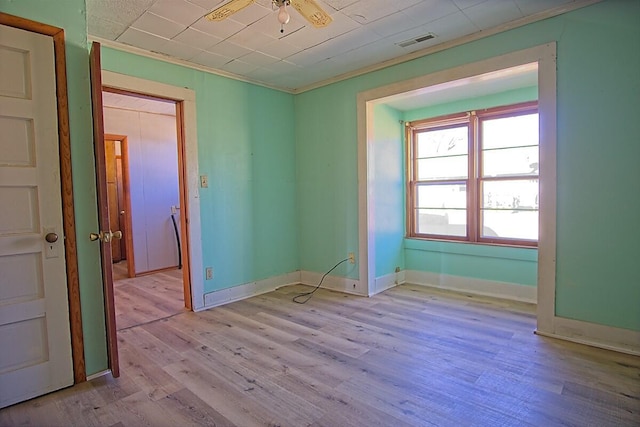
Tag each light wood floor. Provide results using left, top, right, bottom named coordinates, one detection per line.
left=1, top=284, right=638, bottom=426
left=113, top=265, right=185, bottom=330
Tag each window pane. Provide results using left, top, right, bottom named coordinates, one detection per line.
left=417, top=125, right=468, bottom=158
left=417, top=184, right=466, bottom=209
left=482, top=179, right=538, bottom=210
left=416, top=208, right=467, bottom=237
left=482, top=113, right=538, bottom=149
left=481, top=179, right=538, bottom=240
left=418, top=156, right=468, bottom=180
left=483, top=146, right=539, bottom=177
left=481, top=210, right=538, bottom=240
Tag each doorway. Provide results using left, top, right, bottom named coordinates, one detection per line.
left=102, top=91, right=188, bottom=330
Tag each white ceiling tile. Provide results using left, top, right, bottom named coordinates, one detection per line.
left=452, top=0, right=488, bottom=9
left=463, top=0, right=523, bottom=30
left=403, top=0, right=461, bottom=26
left=87, top=14, right=128, bottom=40
left=131, top=12, right=186, bottom=39
left=191, top=16, right=245, bottom=38
left=246, top=66, right=281, bottom=81
left=222, top=59, right=259, bottom=74
left=150, top=0, right=208, bottom=26
left=323, top=10, right=362, bottom=38
left=393, top=0, right=428, bottom=9
left=265, top=60, right=302, bottom=74
left=227, top=28, right=277, bottom=51
left=173, top=28, right=222, bottom=50
left=155, top=39, right=204, bottom=61
left=421, top=10, right=478, bottom=40
left=318, top=27, right=382, bottom=59
left=283, top=25, right=332, bottom=49
left=187, top=0, right=227, bottom=9
left=117, top=27, right=169, bottom=53
left=342, top=0, right=398, bottom=25
left=239, top=50, right=280, bottom=67
left=228, top=2, right=272, bottom=25
left=322, top=0, right=359, bottom=12
left=207, top=40, right=253, bottom=58
left=286, top=47, right=325, bottom=66
left=258, top=39, right=302, bottom=58
left=86, top=0, right=156, bottom=26
left=191, top=50, right=233, bottom=68
left=515, top=0, right=574, bottom=15
left=366, top=11, right=422, bottom=38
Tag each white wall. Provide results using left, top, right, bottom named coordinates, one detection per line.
left=103, top=107, right=180, bottom=274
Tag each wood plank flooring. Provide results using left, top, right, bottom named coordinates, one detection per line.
left=113, top=267, right=185, bottom=330
left=1, top=284, right=638, bottom=426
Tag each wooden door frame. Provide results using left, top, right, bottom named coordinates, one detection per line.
left=0, top=13, right=85, bottom=382
left=101, top=88, right=193, bottom=310
left=104, top=134, right=135, bottom=279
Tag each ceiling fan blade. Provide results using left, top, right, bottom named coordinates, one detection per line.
left=290, top=0, right=332, bottom=28
left=205, top=0, right=255, bottom=21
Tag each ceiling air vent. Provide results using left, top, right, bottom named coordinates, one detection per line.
left=397, top=33, right=436, bottom=48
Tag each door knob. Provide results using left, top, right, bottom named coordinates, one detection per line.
left=45, top=232, right=58, bottom=243
left=90, top=231, right=108, bottom=242
left=89, top=230, right=122, bottom=242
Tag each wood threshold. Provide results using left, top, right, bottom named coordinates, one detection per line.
left=134, top=266, right=181, bottom=277
left=0, top=12, right=86, bottom=384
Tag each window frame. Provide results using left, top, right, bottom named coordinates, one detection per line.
left=407, top=101, right=539, bottom=247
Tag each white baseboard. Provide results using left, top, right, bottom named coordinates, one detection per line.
left=404, top=270, right=537, bottom=303
left=536, top=317, right=640, bottom=356
left=300, top=270, right=365, bottom=296
left=200, top=271, right=301, bottom=311
left=370, top=270, right=405, bottom=296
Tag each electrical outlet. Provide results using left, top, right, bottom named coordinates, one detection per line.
left=205, top=267, right=213, bottom=280
left=348, top=252, right=355, bottom=264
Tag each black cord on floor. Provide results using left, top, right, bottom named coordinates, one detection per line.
left=293, top=258, right=350, bottom=304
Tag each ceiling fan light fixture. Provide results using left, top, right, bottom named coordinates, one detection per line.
left=277, top=4, right=290, bottom=25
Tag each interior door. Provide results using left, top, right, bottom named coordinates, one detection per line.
left=105, top=138, right=122, bottom=262
left=89, top=41, right=119, bottom=377
left=0, top=23, right=73, bottom=408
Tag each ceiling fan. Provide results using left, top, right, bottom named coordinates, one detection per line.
left=205, top=0, right=333, bottom=33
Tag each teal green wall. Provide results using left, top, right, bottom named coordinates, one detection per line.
left=294, top=88, right=359, bottom=278
left=402, top=86, right=538, bottom=287
left=0, top=0, right=108, bottom=374
left=296, top=1, right=640, bottom=331
left=100, top=49, right=299, bottom=292
left=553, top=1, right=640, bottom=330
left=405, top=240, right=537, bottom=286
left=372, top=104, right=405, bottom=276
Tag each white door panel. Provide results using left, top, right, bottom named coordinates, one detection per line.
left=0, top=23, right=73, bottom=408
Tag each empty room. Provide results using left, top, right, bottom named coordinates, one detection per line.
left=0, top=0, right=638, bottom=426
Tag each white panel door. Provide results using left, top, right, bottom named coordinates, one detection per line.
left=0, top=24, right=73, bottom=408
